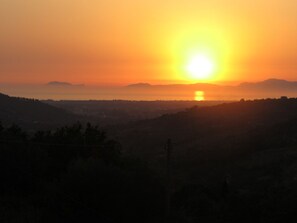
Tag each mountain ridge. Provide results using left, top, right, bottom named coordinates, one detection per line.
left=126, top=78, right=296, bottom=89
left=0, top=93, right=79, bottom=129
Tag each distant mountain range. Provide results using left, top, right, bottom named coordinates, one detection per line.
left=127, top=79, right=297, bottom=91
left=1, top=79, right=297, bottom=101
left=0, top=93, right=79, bottom=129
left=238, top=79, right=297, bottom=90
left=126, top=82, right=220, bottom=89
left=124, top=79, right=297, bottom=100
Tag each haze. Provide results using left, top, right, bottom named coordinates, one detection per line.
left=1, top=0, right=297, bottom=99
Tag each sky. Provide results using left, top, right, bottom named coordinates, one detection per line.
left=1, top=0, right=297, bottom=86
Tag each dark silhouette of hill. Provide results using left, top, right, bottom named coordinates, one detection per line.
left=123, top=79, right=297, bottom=100
left=48, top=81, right=72, bottom=86
left=238, top=78, right=297, bottom=91
left=126, top=79, right=297, bottom=91
left=4, top=78, right=297, bottom=101
left=0, top=93, right=79, bottom=128
left=47, top=81, right=84, bottom=87
left=111, top=98, right=297, bottom=158
left=106, top=98, right=297, bottom=222
left=126, top=83, right=152, bottom=88
left=3, top=99, right=297, bottom=222
left=0, top=122, right=165, bottom=223
left=45, top=100, right=229, bottom=126
left=125, top=82, right=223, bottom=90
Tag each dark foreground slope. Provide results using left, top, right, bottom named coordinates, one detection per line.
left=0, top=93, right=79, bottom=129
left=109, top=98, right=297, bottom=222
left=0, top=123, right=165, bottom=223
left=3, top=98, right=297, bottom=222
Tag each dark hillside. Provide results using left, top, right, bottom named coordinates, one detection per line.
left=2, top=98, right=297, bottom=222
left=108, top=98, right=297, bottom=222
left=0, top=93, right=79, bottom=129
left=112, top=98, right=297, bottom=156
left=44, top=100, right=228, bottom=126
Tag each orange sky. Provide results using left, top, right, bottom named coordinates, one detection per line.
left=1, top=0, right=297, bottom=86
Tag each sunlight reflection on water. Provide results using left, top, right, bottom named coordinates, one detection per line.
left=195, top=91, right=205, bottom=101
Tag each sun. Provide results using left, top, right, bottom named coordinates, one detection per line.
left=186, top=55, right=215, bottom=80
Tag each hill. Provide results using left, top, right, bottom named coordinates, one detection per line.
left=44, top=100, right=230, bottom=126
left=110, top=98, right=297, bottom=189
left=47, top=81, right=84, bottom=87
left=2, top=97, right=297, bottom=221
left=112, top=98, right=297, bottom=155
left=3, top=78, right=297, bottom=100
left=238, top=78, right=297, bottom=91
left=123, top=79, right=297, bottom=100
left=107, top=98, right=297, bottom=221
left=0, top=93, right=79, bottom=129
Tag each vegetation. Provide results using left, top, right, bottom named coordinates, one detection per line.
left=0, top=123, right=165, bottom=223
left=110, top=98, right=297, bottom=222
left=2, top=98, right=297, bottom=222
left=0, top=93, right=78, bottom=129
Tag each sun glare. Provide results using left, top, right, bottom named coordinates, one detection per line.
left=186, top=55, right=214, bottom=80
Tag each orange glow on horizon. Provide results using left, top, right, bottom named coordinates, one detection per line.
left=1, top=1, right=297, bottom=86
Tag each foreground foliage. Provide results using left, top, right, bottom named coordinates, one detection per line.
left=0, top=123, right=164, bottom=223
left=2, top=99, right=297, bottom=222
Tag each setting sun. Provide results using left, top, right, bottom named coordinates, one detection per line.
left=186, top=55, right=215, bottom=80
